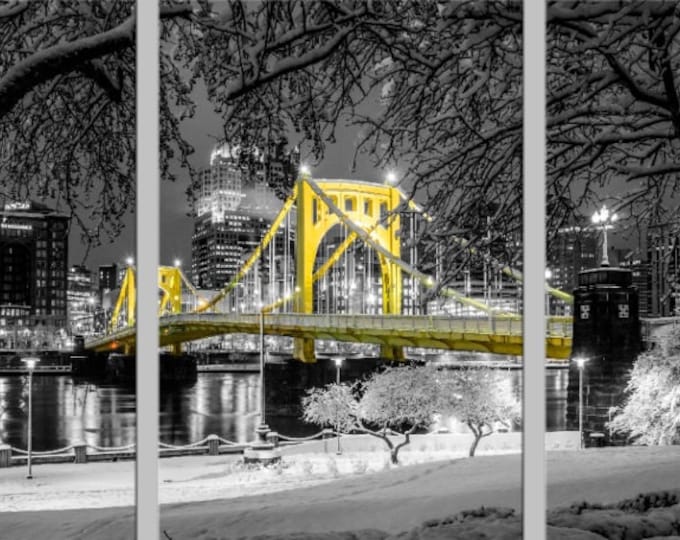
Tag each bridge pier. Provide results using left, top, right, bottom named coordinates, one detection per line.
left=293, top=337, right=317, bottom=363
left=380, top=345, right=405, bottom=362
left=567, top=266, right=641, bottom=446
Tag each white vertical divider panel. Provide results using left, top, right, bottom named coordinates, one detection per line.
left=136, top=2, right=159, bottom=538
left=523, top=4, right=546, bottom=539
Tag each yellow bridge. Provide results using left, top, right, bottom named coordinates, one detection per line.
left=86, top=174, right=574, bottom=361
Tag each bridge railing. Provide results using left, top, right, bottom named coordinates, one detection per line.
left=546, top=316, right=573, bottom=338
left=164, top=313, right=528, bottom=336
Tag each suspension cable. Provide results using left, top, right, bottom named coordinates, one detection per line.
left=304, top=177, right=515, bottom=317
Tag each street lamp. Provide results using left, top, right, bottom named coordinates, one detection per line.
left=573, top=356, right=589, bottom=450
left=591, top=205, right=617, bottom=267
left=256, top=308, right=270, bottom=442
left=333, top=356, right=344, bottom=455
left=21, top=356, right=40, bottom=479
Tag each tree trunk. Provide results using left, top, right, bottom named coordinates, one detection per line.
left=469, top=432, right=482, bottom=457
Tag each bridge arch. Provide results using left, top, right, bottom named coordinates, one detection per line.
left=294, top=178, right=403, bottom=362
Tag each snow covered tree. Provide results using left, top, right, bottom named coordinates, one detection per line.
left=547, top=1, right=680, bottom=240
left=608, top=328, right=680, bottom=445
left=357, top=366, right=441, bottom=464
left=161, top=0, right=524, bottom=282
left=439, top=367, right=520, bottom=457
left=302, top=382, right=357, bottom=434
left=302, top=366, right=440, bottom=464
left=0, top=0, right=136, bottom=252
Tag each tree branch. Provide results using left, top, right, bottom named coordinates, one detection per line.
left=0, top=14, right=134, bottom=117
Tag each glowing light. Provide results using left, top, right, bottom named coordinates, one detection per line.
left=299, top=164, right=311, bottom=176
left=21, top=357, right=39, bottom=370
left=125, top=256, right=134, bottom=266
left=574, top=356, right=588, bottom=369
left=173, top=258, right=181, bottom=267
left=385, top=171, right=398, bottom=185
left=591, top=205, right=617, bottom=225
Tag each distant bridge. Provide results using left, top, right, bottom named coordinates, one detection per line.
left=86, top=174, right=574, bottom=362
left=87, top=313, right=574, bottom=360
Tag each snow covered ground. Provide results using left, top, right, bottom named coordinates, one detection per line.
left=0, top=437, right=679, bottom=539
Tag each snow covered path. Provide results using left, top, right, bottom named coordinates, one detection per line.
left=0, top=446, right=678, bottom=539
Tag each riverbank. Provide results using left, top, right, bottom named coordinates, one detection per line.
left=0, top=445, right=679, bottom=540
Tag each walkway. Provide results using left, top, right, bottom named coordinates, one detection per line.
left=1, top=446, right=679, bottom=539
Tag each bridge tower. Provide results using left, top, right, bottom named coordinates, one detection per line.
left=294, top=177, right=403, bottom=362
left=567, top=266, right=641, bottom=445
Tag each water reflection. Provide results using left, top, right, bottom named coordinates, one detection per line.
left=0, top=369, right=570, bottom=451
left=0, top=375, right=136, bottom=451
left=161, top=373, right=261, bottom=444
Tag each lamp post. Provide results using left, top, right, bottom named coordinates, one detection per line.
left=591, top=205, right=617, bottom=267
left=574, top=356, right=589, bottom=450
left=333, top=356, right=344, bottom=455
left=21, top=356, right=40, bottom=479
left=256, top=308, right=269, bottom=441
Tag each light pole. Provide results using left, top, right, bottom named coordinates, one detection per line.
left=574, top=356, right=589, bottom=450
left=333, top=356, right=344, bottom=455
left=22, top=356, right=40, bottom=479
left=256, top=308, right=269, bottom=442
left=591, top=205, right=617, bottom=267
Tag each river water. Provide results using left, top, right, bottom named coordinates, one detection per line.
left=0, top=368, right=568, bottom=452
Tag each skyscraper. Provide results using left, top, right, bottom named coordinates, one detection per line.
left=0, top=200, right=69, bottom=349
left=191, top=141, right=299, bottom=307
left=647, top=222, right=680, bottom=317
left=67, top=265, right=96, bottom=335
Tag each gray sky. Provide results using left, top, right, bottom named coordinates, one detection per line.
left=69, top=86, right=388, bottom=274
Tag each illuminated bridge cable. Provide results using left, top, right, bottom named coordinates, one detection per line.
left=110, top=266, right=136, bottom=330
left=397, top=191, right=573, bottom=305
left=312, top=211, right=396, bottom=283
left=195, top=185, right=298, bottom=313
left=262, top=213, right=396, bottom=314
left=177, top=267, right=209, bottom=307
left=304, top=178, right=515, bottom=317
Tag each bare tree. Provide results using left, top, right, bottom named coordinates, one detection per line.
left=162, top=0, right=524, bottom=286
left=0, top=0, right=136, bottom=253
left=547, top=1, right=680, bottom=240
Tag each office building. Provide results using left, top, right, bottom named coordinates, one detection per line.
left=647, top=222, right=680, bottom=317
left=191, top=141, right=298, bottom=307
left=67, top=265, right=97, bottom=335
left=0, top=200, right=69, bottom=349
left=546, top=224, right=599, bottom=314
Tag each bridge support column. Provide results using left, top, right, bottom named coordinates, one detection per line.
left=380, top=345, right=405, bottom=362
left=294, top=338, right=316, bottom=363
left=567, top=266, right=641, bottom=446
left=171, top=343, right=182, bottom=355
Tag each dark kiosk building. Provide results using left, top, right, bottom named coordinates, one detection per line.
left=0, top=200, right=69, bottom=349
left=567, top=266, right=642, bottom=446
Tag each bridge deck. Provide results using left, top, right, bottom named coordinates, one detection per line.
left=86, top=314, right=573, bottom=360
